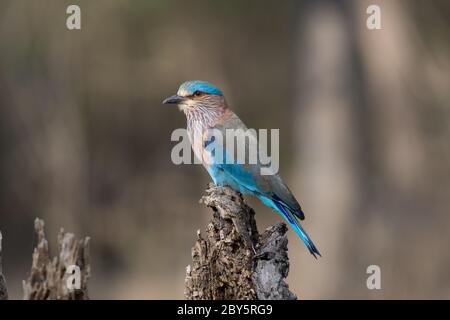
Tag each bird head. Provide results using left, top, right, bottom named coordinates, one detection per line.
left=163, top=80, right=226, bottom=113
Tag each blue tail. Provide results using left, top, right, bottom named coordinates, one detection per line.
left=261, top=196, right=321, bottom=258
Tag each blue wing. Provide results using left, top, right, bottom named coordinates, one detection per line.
left=202, top=123, right=320, bottom=257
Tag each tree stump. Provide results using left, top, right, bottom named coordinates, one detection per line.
left=22, top=218, right=91, bottom=300
left=0, top=231, right=8, bottom=300
left=185, top=184, right=297, bottom=300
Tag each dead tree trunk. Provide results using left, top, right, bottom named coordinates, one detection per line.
left=185, top=184, right=297, bottom=300
left=0, top=231, right=8, bottom=300
left=22, top=218, right=91, bottom=300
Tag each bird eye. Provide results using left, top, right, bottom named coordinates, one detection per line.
left=193, top=91, right=203, bottom=97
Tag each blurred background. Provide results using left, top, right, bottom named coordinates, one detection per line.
left=0, top=0, right=449, bottom=299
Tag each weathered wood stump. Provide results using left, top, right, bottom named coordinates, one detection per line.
left=22, top=218, right=91, bottom=300
left=185, top=184, right=297, bottom=300
left=0, top=231, right=8, bottom=300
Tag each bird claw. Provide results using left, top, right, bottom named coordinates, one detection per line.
left=251, top=243, right=257, bottom=255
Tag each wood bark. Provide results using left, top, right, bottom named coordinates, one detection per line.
left=185, top=184, right=296, bottom=300
left=0, top=231, right=8, bottom=300
left=22, top=218, right=91, bottom=300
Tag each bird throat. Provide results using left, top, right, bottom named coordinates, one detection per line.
left=184, top=106, right=227, bottom=162
left=185, top=106, right=224, bottom=132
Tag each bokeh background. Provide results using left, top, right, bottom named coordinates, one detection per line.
left=1, top=0, right=449, bottom=299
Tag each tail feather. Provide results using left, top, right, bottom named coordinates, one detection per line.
left=272, top=199, right=321, bottom=258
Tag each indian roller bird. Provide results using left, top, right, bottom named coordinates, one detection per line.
left=163, top=80, right=320, bottom=258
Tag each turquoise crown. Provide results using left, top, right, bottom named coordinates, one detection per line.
left=178, top=80, right=223, bottom=96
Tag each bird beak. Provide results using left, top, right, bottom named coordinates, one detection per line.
left=162, top=95, right=184, bottom=105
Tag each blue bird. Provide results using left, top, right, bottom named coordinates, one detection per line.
left=163, top=80, right=320, bottom=258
